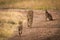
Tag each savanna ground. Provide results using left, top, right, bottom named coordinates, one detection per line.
left=0, top=0, right=60, bottom=40
left=1, top=9, right=59, bottom=40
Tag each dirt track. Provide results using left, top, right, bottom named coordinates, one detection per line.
left=2, top=9, right=60, bottom=40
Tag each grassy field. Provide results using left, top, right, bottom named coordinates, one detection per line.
left=0, top=0, right=60, bottom=9
left=0, top=11, right=26, bottom=40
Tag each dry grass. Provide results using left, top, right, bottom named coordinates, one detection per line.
left=0, top=11, right=26, bottom=39
left=0, top=0, right=60, bottom=9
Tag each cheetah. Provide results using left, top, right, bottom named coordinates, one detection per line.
left=27, top=10, right=33, bottom=28
left=18, top=21, right=23, bottom=37
left=45, top=10, right=53, bottom=21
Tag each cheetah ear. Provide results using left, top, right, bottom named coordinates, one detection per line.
left=45, top=9, right=48, bottom=13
